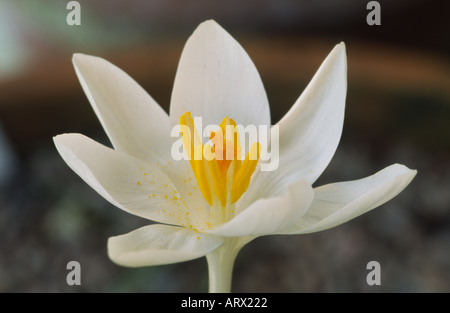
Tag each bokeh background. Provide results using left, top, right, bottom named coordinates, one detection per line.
left=0, top=0, right=448, bottom=292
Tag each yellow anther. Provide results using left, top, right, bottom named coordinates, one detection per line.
left=193, top=144, right=213, bottom=205
left=179, top=111, right=260, bottom=220
left=231, top=142, right=260, bottom=203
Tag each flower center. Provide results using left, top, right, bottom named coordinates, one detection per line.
left=180, top=112, right=260, bottom=221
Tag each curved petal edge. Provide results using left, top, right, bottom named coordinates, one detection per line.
left=108, top=224, right=224, bottom=267
left=205, top=179, right=314, bottom=237
left=280, top=164, right=417, bottom=234
left=73, top=53, right=171, bottom=161
left=170, top=19, right=270, bottom=131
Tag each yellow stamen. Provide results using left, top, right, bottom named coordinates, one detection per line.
left=231, top=142, right=260, bottom=203
left=179, top=112, right=201, bottom=170
left=179, top=112, right=260, bottom=221
left=193, top=144, right=213, bottom=206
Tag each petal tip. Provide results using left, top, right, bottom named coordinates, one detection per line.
left=391, top=163, right=418, bottom=176
left=334, top=42, right=347, bottom=61
left=192, top=19, right=228, bottom=40
left=72, top=53, right=104, bottom=70
left=53, top=133, right=69, bottom=146
left=72, top=53, right=89, bottom=66
left=53, top=134, right=64, bottom=147
left=198, top=19, right=221, bottom=30
left=324, top=42, right=346, bottom=68
left=399, top=164, right=418, bottom=183
left=53, top=132, right=79, bottom=142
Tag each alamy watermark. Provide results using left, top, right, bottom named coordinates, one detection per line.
left=170, top=117, right=280, bottom=171
left=366, top=1, right=381, bottom=26
left=366, top=261, right=381, bottom=285
left=66, top=1, right=81, bottom=26
left=66, top=261, right=81, bottom=286
left=66, top=1, right=381, bottom=27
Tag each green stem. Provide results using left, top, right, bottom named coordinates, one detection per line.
left=206, top=237, right=253, bottom=293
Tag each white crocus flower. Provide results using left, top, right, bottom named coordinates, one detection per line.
left=54, top=20, right=416, bottom=292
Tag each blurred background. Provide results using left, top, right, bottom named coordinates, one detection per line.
left=0, top=0, right=448, bottom=292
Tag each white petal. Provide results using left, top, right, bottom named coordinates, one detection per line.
left=276, top=42, right=347, bottom=184
left=243, top=43, right=347, bottom=202
left=53, top=133, right=196, bottom=227
left=205, top=180, right=314, bottom=237
left=156, top=159, right=212, bottom=228
left=108, top=224, right=224, bottom=267
left=72, top=54, right=171, bottom=162
left=280, top=164, right=417, bottom=234
left=170, top=20, right=270, bottom=130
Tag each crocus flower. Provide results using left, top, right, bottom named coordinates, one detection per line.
left=54, top=20, right=416, bottom=292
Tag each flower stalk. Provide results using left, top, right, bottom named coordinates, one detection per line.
left=206, top=237, right=251, bottom=293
